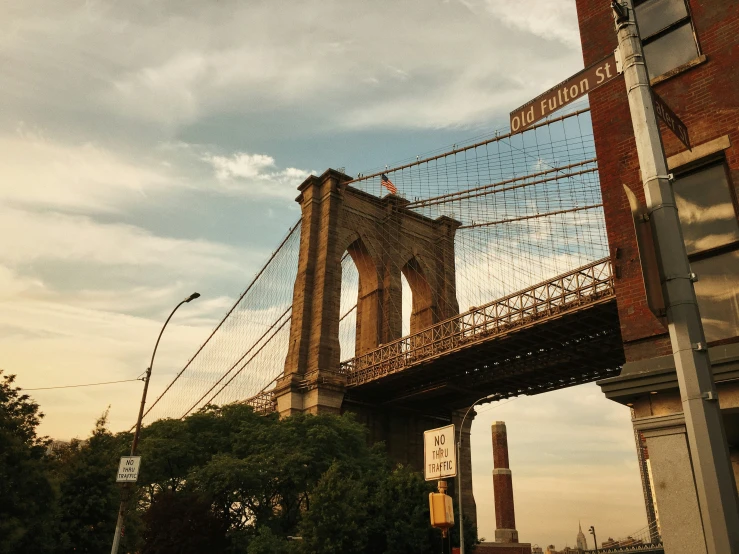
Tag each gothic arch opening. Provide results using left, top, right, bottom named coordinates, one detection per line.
left=401, top=256, right=434, bottom=334
left=339, top=236, right=381, bottom=358
left=401, top=273, right=411, bottom=337
left=339, top=253, right=359, bottom=361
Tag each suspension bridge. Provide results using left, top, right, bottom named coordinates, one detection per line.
left=140, top=101, right=623, bottom=423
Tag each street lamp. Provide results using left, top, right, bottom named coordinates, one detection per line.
left=589, top=525, right=598, bottom=552
left=110, top=292, right=200, bottom=554
left=457, top=392, right=499, bottom=554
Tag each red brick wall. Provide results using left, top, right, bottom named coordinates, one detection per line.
left=574, top=0, right=739, bottom=362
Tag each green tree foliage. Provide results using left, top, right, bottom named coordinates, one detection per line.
left=52, top=411, right=135, bottom=554
left=0, top=371, right=55, bottom=553
left=2, top=384, right=471, bottom=554
left=299, top=461, right=370, bottom=554
left=140, top=490, right=228, bottom=554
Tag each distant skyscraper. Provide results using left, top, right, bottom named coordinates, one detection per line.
left=576, top=522, right=588, bottom=550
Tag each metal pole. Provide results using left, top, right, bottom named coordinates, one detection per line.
left=614, top=2, right=739, bottom=552
left=457, top=437, right=464, bottom=554
left=110, top=293, right=199, bottom=554
left=457, top=393, right=497, bottom=554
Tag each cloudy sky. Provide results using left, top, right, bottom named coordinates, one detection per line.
left=1, top=0, right=645, bottom=548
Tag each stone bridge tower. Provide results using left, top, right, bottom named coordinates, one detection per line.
left=273, top=168, right=476, bottom=528
left=275, top=168, right=460, bottom=415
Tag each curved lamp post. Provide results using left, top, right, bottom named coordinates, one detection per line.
left=457, top=392, right=498, bottom=554
left=111, top=292, right=200, bottom=554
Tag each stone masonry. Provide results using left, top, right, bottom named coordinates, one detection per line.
left=275, top=168, right=460, bottom=415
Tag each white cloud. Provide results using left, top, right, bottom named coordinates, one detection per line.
left=0, top=206, right=243, bottom=273
left=209, top=153, right=276, bottom=180
left=203, top=151, right=313, bottom=198
left=0, top=129, right=173, bottom=213
left=3, top=1, right=583, bottom=133
left=475, top=0, right=582, bottom=47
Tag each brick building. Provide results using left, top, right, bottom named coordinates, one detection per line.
left=573, top=0, right=739, bottom=552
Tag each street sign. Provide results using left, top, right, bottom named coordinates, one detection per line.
left=116, top=456, right=141, bottom=483
left=424, top=424, right=456, bottom=481
left=652, top=90, right=691, bottom=150
left=510, top=51, right=621, bottom=133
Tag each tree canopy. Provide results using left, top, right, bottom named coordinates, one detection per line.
left=1, top=375, right=477, bottom=553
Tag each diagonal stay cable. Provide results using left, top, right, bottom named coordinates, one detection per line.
left=202, top=315, right=293, bottom=407
left=348, top=108, right=591, bottom=183
left=142, top=218, right=301, bottom=421
left=179, top=306, right=293, bottom=418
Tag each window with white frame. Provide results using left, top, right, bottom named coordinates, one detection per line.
left=634, top=0, right=700, bottom=79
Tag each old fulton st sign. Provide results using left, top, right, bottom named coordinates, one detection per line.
left=510, top=52, right=620, bottom=132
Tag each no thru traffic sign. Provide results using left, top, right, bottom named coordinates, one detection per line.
left=424, top=424, right=457, bottom=481
left=116, top=456, right=141, bottom=483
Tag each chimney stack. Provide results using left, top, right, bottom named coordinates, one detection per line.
left=492, top=421, right=518, bottom=543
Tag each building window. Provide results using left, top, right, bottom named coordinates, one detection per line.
left=673, top=161, right=739, bottom=342
left=691, top=252, right=739, bottom=342
left=673, top=163, right=739, bottom=256
left=635, top=0, right=700, bottom=79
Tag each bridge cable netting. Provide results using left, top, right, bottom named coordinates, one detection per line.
left=143, top=100, right=608, bottom=423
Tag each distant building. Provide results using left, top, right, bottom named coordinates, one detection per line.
left=576, top=523, right=588, bottom=550
left=545, top=546, right=580, bottom=554
left=532, top=547, right=543, bottom=554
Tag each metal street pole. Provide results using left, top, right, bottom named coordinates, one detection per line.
left=613, top=2, right=739, bottom=552
left=110, top=292, right=200, bottom=554
left=457, top=393, right=497, bottom=554
left=589, top=525, right=598, bottom=552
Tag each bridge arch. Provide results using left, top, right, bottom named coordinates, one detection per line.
left=401, top=256, right=434, bottom=334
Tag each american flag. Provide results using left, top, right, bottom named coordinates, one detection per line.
left=381, top=174, right=397, bottom=195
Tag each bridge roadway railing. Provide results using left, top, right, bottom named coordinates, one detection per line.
left=340, top=257, right=615, bottom=387
left=244, top=387, right=279, bottom=415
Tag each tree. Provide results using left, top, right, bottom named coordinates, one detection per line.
left=298, top=461, right=370, bottom=554
left=140, top=490, right=229, bottom=554
left=369, top=464, right=438, bottom=554
left=0, top=371, right=56, bottom=554
left=245, top=527, right=297, bottom=554
left=54, top=411, right=137, bottom=553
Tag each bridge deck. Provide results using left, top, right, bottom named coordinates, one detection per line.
left=341, top=258, right=624, bottom=411
left=248, top=258, right=625, bottom=414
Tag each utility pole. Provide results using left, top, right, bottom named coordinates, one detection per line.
left=613, top=1, right=739, bottom=552
left=110, top=292, right=200, bottom=554
left=589, top=525, right=598, bottom=552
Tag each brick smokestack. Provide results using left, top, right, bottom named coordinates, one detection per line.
left=492, top=421, right=518, bottom=543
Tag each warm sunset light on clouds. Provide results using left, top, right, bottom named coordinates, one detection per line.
left=1, top=1, right=644, bottom=547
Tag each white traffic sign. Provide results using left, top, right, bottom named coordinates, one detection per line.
left=424, top=424, right=457, bottom=481
left=116, top=456, right=141, bottom=483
